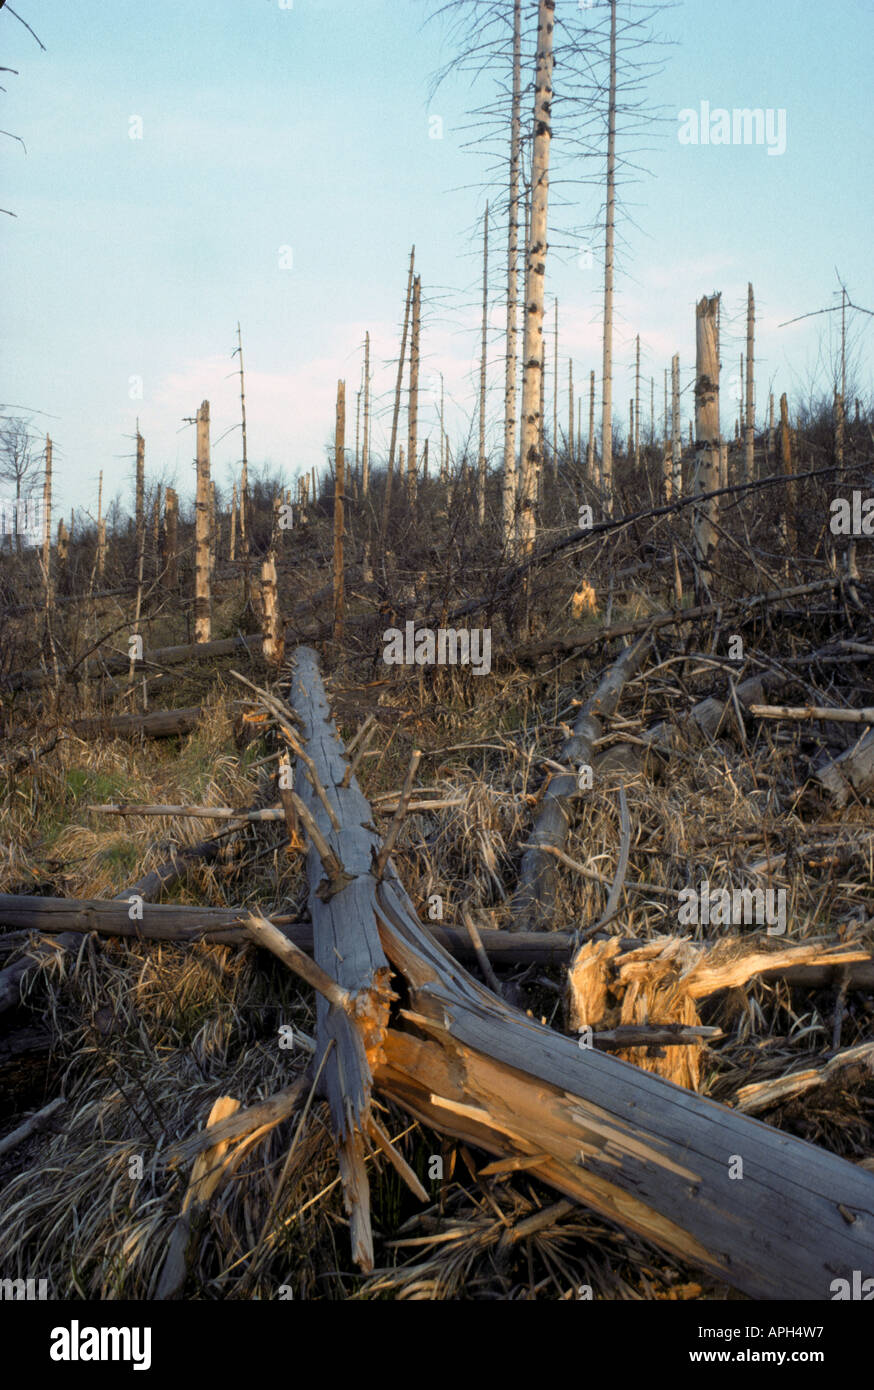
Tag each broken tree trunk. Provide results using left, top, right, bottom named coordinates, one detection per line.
left=510, top=635, right=650, bottom=931
left=277, top=647, right=874, bottom=1298
left=692, top=295, right=720, bottom=603
left=286, top=645, right=395, bottom=1271
left=69, top=706, right=202, bottom=740
left=815, top=729, right=874, bottom=806
left=194, top=401, right=211, bottom=643
left=9, top=633, right=263, bottom=691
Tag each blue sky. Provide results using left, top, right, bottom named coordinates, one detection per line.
left=2, top=0, right=872, bottom=519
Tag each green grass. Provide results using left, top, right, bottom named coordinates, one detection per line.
left=65, top=768, right=129, bottom=806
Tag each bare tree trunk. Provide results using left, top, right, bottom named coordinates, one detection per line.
left=164, top=488, right=178, bottom=589
left=692, top=297, right=720, bottom=603
left=738, top=353, right=744, bottom=441
left=440, top=373, right=448, bottom=485
left=551, top=300, right=559, bottom=479
left=497, top=6, right=516, bottom=547
left=230, top=482, right=237, bottom=561
left=587, top=369, right=595, bottom=478
left=477, top=206, right=488, bottom=523
left=380, top=247, right=415, bottom=545
left=540, top=311, right=548, bottom=474
left=768, top=392, right=775, bottom=463
left=41, top=435, right=52, bottom=605
left=333, top=380, right=346, bottom=643
left=96, top=469, right=106, bottom=580
left=567, top=357, right=574, bottom=466
left=209, top=482, right=217, bottom=580
left=663, top=367, right=671, bottom=499
left=129, top=432, right=147, bottom=688
left=260, top=557, right=282, bottom=667
left=408, top=275, right=421, bottom=507
left=671, top=353, right=681, bottom=498
left=235, top=324, right=250, bottom=604
left=634, top=334, right=641, bottom=470
left=836, top=288, right=847, bottom=471
left=744, top=282, right=755, bottom=483
left=518, top=0, right=554, bottom=559
left=194, top=402, right=211, bottom=644
left=600, top=0, right=618, bottom=514
left=362, top=330, right=371, bottom=498
left=780, top=391, right=796, bottom=555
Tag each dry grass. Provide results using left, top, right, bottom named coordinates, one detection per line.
left=2, top=538, right=873, bottom=1298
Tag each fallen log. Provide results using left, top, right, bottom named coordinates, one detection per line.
left=8, top=634, right=263, bottom=692
left=510, top=636, right=650, bottom=932
left=0, top=933, right=82, bottom=1016
left=3, top=895, right=873, bottom=988
left=276, top=645, right=874, bottom=1300
left=514, top=579, right=842, bottom=663
left=0, top=1096, right=67, bottom=1160
left=286, top=645, right=395, bottom=1272
left=815, top=729, right=874, bottom=806
left=735, top=1043, right=874, bottom=1115
left=70, top=707, right=203, bottom=740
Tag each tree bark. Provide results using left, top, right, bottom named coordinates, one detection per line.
left=518, top=0, right=555, bottom=558
left=692, top=297, right=720, bottom=602
left=194, top=401, right=211, bottom=643
left=600, top=0, right=617, bottom=513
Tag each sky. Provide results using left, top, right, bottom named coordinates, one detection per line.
left=2, top=0, right=873, bottom=520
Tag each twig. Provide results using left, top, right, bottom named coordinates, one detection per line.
left=243, top=912, right=352, bottom=1011
left=373, top=750, right=422, bottom=880
left=750, top=704, right=874, bottom=724
left=461, top=906, right=503, bottom=996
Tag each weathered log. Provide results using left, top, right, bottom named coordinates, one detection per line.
left=0, top=1096, right=67, bottom=1160
left=752, top=704, right=874, bottom=724
left=815, top=729, right=874, bottom=806
left=8, top=634, right=263, bottom=692
left=288, top=645, right=395, bottom=1272
left=735, top=1043, right=874, bottom=1115
left=514, top=579, right=841, bottom=663
left=3, top=896, right=873, bottom=989
left=280, top=645, right=874, bottom=1300
left=510, top=636, right=650, bottom=931
left=0, top=933, right=82, bottom=1016
left=0, top=896, right=307, bottom=946
left=70, top=707, right=203, bottom=740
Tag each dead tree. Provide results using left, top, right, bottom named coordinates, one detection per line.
left=164, top=488, right=178, bottom=588
left=333, top=380, right=345, bottom=642
left=362, top=330, right=371, bottom=497
left=478, top=207, right=488, bottom=523
left=194, top=401, right=211, bottom=644
left=600, top=0, right=618, bottom=513
left=408, top=276, right=421, bottom=507
left=380, top=247, right=415, bottom=546
left=744, top=283, right=755, bottom=482
left=518, top=0, right=555, bottom=557
left=511, top=636, right=650, bottom=931
left=692, top=296, right=720, bottom=602
left=275, top=646, right=874, bottom=1298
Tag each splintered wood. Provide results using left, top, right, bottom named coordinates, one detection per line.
left=279, top=646, right=874, bottom=1301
